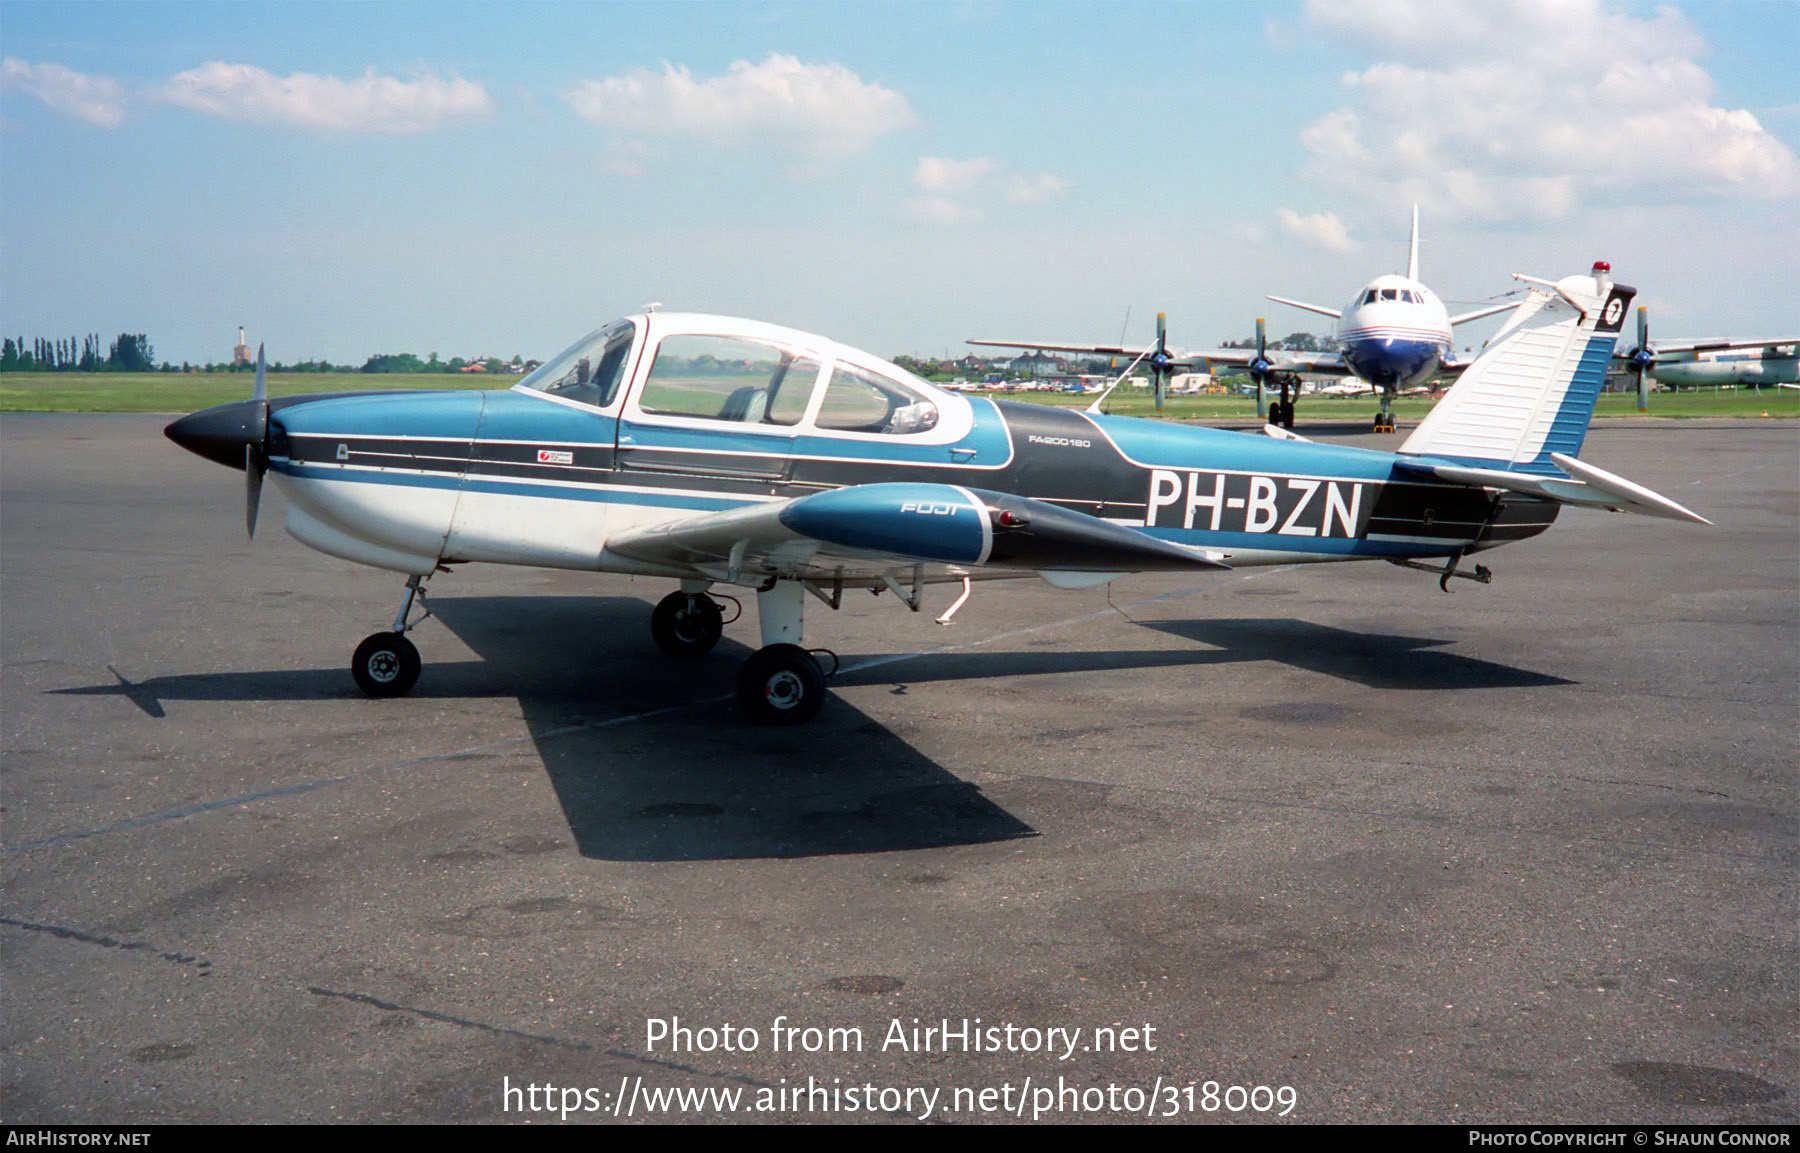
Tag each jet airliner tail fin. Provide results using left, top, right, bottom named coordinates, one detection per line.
left=1398, top=264, right=1632, bottom=476
left=1406, top=204, right=1420, bottom=282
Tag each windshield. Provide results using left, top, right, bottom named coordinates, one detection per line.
left=517, top=321, right=636, bottom=408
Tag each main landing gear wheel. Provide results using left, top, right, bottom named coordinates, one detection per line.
left=1373, top=411, right=1397, bottom=434
left=737, top=643, right=826, bottom=726
left=352, top=631, right=421, bottom=698
left=651, top=591, right=724, bottom=657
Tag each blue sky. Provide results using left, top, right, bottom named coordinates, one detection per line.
left=3, top=0, right=1795, bottom=366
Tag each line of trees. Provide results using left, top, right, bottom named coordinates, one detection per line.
left=2, top=334, right=156, bottom=372
left=0, top=333, right=528, bottom=375
left=358, top=352, right=518, bottom=374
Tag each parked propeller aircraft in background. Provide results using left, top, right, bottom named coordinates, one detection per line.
left=166, top=262, right=1705, bottom=725
left=1615, top=308, right=1798, bottom=403
left=972, top=207, right=1517, bottom=432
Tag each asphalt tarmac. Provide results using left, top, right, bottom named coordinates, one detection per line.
left=2, top=413, right=1794, bottom=1125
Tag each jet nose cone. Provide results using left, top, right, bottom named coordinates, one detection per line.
left=165, top=399, right=268, bottom=471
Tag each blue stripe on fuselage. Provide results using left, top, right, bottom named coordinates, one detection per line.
left=1080, top=411, right=1406, bottom=482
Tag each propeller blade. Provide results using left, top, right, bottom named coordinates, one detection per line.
left=245, top=443, right=265, bottom=539
left=247, top=342, right=269, bottom=537
left=1153, top=313, right=1169, bottom=410
left=1253, top=317, right=1270, bottom=418
left=1632, top=306, right=1651, bottom=412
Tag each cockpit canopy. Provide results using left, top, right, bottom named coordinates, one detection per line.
left=517, top=313, right=957, bottom=439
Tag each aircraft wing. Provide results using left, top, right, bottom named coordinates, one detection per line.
left=1194, top=349, right=1352, bottom=376
left=602, top=482, right=1229, bottom=589
left=967, top=339, right=1351, bottom=378
left=1638, top=337, right=1798, bottom=357
left=966, top=338, right=1149, bottom=358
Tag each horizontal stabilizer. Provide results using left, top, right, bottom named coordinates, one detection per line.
left=1547, top=452, right=1711, bottom=524
left=1447, top=300, right=1522, bottom=327
left=1394, top=455, right=1710, bottom=524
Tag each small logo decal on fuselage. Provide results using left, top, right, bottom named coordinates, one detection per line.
left=537, top=449, right=574, bottom=465
left=899, top=502, right=961, bottom=516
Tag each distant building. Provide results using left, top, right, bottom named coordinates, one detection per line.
left=232, top=326, right=251, bottom=367
left=1011, top=351, right=1067, bottom=377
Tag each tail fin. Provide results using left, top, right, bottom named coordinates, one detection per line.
left=1406, top=204, right=1420, bottom=282
left=1399, top=264, right=1632, bottom=476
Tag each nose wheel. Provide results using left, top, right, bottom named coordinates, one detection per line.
left=352, top=631, right=421, bottom=698
left=352, top=574, right=430, bottom=698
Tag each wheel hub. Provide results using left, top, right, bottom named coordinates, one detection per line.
left=764, top=671, right=805, bottom=709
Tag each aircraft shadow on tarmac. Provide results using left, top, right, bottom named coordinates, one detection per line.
left=1126, top=618, right=1573, bottom=691
left=53, top=596, right=1569, bottom=860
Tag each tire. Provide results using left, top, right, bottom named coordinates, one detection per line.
left=651, top=591, right=724, bottom=657
left=352, top=631, right=420, bottom=698
left=737, top=643, right=826, bottom=725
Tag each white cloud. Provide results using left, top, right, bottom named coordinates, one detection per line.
left=563, top=54, right=915, bottom=161
left=1278, top=209, right=1360, bottom=253
left=2, top=58, right=128, bottom=128
left=1005, top=172, right=1071, bottom=204
left=156, top=62, right=493, bottom=133
left=914, top=155, right=996, bottom=196
left=906, top=155, right=1069, bottom=224
left=601, top=139, right=659, bottom=177
left=1298, top=0, right=1800, bottom=220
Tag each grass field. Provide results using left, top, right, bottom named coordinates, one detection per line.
left=0, top=372, right=507, bottom=414
left=1, top=371, right=1793, bottom=420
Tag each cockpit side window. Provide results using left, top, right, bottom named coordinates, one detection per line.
left=638, top=335, right=819, bottom=426
left=520, top=325, right=634, bottom=408
left=1362, top=290, right=1379, bottom=305
left=814, top=363, right=939, bottom=435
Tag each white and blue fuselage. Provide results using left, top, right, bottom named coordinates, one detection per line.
left=1334, top=273, right=1455, bottom=391
left=163, top=272, right=1705, bottom=721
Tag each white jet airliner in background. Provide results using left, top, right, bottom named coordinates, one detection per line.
left=973, top=207, right=1518, bottom=432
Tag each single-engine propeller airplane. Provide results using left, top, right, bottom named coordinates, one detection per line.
left=972, top=207, right=1518, bottom=432
left=166, top=262, right=1706, bottom=725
